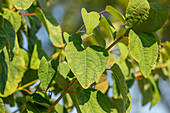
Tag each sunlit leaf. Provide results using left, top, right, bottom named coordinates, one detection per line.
left=106, top=5, right=125, bottom=23
left=30, top=40, right=48, bottom=70
left=35, top=8, right=63, bottom=47
left=38, top=57, right=55, bottom=90
left=1, top=8, right=21, bottom=32
left=129, top=30, right=158, bottom=77
left=81, top=8, right=100, bottom=34
left=75, top=88, right=110, bottom=113
left=0, top=98, right=5, bottom=113
left=14, top=0, right=35, bottom=10
left=65, top=41, right=109, bottom=88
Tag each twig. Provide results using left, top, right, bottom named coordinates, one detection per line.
left=47, top=79, right=77, bottom=113
left=20, top=13, right=35, bottom=16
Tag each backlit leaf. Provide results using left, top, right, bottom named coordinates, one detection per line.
left=129, top=30, right=158, bottom=77
left=59, top=61, right=70, bottom=78
left=0, top=98, right=5, bottom=113
left=81, top=8, right=100, bottom=34
left=30, top=40, right=48, bottom=70
left=14, top=0, right=35, bottom=10
left=0, top=39, right=25, bottom=97
left=0, top=16, right=6, bottom=53
left=106, top=5, right=125, bottom=23
left=75, top=88, right=110, bottom=113
left=38, top=57, right=55, bottom=90
left=65, top=42, right=109, bottom=89
left=2, top=8, right=21, bottom=32
left=132, top=3, right=168, bottom=32
left=125, top=0, right=150, bottom=29
left=35, top=8, right=63, bottom=47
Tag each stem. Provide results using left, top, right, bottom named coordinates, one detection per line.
left=106, top=35, right=124, bottom=51
left=16, top=79, right=39, bottom=91
left=34, top=83, right=41, bottom=93
left=20, top=13, right=35, bottom=16
left=76, top=24, right=85, bottom=34
left=50, top=44, right=67, bottom=60
left=98, top=10, right=106, bottom=14
left=47, top=79, right=77, bottom=113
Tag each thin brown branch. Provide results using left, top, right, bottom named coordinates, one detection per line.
left=47, top=79, right=77, bottom=113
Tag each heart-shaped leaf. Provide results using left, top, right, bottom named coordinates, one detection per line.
left=38, top=57, right=56, bottom=90
left=81, top=8, right=100, bottom=34
left=129, top=30, right=158, bottom=77
left=65, top=42, right=109, bottom=89
left=75, top=88, right=110, bottom=113
left=14, top=0, right=35, bottom=10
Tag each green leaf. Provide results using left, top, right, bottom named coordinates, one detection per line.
left=129, top=30, right=158, bottom=77
left=148, top=75, right=161, bottom=108
left=38, top=57, right=55, bottom=90
left=1, top=8, right=21, bottom=32
left=35, top=8, right=63, bottom=47
left=0, top=16, right=6, bottom=53
left=167, top=60, right=170, bottom=82
left=105, top=5, right=125, bottom=23
left=93, top=28, right=106, bottom=48
left=59, top=61, right=70, bottom=78
left=125, top=0, right=150, bottom=29
left=111, top=63, right=128, bottom=103
left=0, top=0, right=2, bottom=13
left=99, top=15, right=116, bottom=47
left=63, top=32, right=70, bottom=44
left=14, top=0, right=35, bottom=10
left=0, top=98, right=5, bottom=113
left=4, top=19, right=16, bottom=58
left=95, top=74, right=109, bottom=94
left=109, top=98, right=124, bottom=113
left=132, top=3, right=168, bottom=32
left=30, top=40, right=48, bottom=70
left=65, top=42, right=109, bottom=88
left=0, top=46, right=25, bottom=97
left=75, top=88, right=110, bottom=113
left=54, top=104, right=67, bottom=113
left=81, top=8, right=100, bottom=34
left=117, top=42, right=128, bottom=63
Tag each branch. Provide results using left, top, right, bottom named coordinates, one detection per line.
left=47, top=79, right=77, bottom=113
left=20, top=13, right=35, bottom=16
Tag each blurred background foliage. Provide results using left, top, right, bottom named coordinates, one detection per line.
left=38, top=0, right=170, bottom=43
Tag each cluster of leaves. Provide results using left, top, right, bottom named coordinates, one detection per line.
left=0, top=0, right=169, bottom=113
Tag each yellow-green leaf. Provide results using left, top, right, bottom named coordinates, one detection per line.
left=129, top=30, right=158, bottom=77
left=14, top=0, right=35, bottom=10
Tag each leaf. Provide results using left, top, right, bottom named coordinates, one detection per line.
left=0, top=98, right=5, bottom=113
left=63, top=32, right=70, bottom=44
left=95, top=74, right=109, bottom=93
left=65, top=42, right=109, bottom=89
left=4, top=19, right=16, bottom=58
left=105, top=5, right=125, bottom=23
left=148, top=75, right=161, bottom=108
left=75, top=88, right=110, bottom=113
left=167, top=60, right=170, bottom=83
left=138, top=78, right=152, bottom=106
left=30, top=40, right=48, bottom=70
left=0, top=16, right=6, bottom=53
left=1, top=8, right=21, bottom=32
left=117, top=42, right=128, bottom=63
left=38, top=57, right=55, bottom=90
left=81, top=8, right=100, bottom=34
left=59, top=61, right=70, bottom=78
left=14, top=0, right=35, bottom=10
left=109, top=98, right=124, bottom=113
left=132, top=3, right=168, bottom=32
left=93, top=28, right=106, bottom=48
left=35, top=8, right=63, bottom=47
left=111, top=63, right=128, bottom=103
left=54, top=104, right=67, bottom=113
left=129, top=30, right=158, bottom=77
left=0, top=47, right=25, bottom=97
left=125, top=0, right=150, bottom=29
left=99, top=15, right=116, bottom=47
